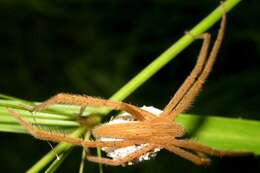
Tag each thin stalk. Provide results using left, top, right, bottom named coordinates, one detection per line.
left=97, top=148, right=103, bottom=173
left=0, top=115, right=79, bottom=127
left=45, top=148, right=73, bottom=173
left=0, top=124, right=26, bottom=133
left=110, top=0, right=241, bottom=101
left=78, top=131, right=91, bottom=173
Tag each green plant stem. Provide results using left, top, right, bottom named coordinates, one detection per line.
left=0, top=124, right=26, bottom=133
left=110, top=0, right=241, bottom=101
left=78, top=131, right=91, bottom=173
left=0, top=115, right=79, bottom=127
left=45, top=148, right=73, bottom=173
left=78, top=149, right=86, bottom=173
left=97, top=148, right=103, bottom=173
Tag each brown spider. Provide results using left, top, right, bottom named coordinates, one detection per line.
left=7, top=9, right=249, bottom=166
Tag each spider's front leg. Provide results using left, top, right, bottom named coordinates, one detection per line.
left=28, top=93, right=155, bottom=121
left=161, top=32, right=211, bottom=119
left=86, top=144, right=156, bottom=166
left=161, top=7, right=226, bottom=121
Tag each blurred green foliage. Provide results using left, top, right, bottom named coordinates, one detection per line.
left=0, top=0, right=259, bottom=172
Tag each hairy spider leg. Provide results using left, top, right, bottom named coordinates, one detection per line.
left=165, top=145, right=211, bottom=165
left=161, top=33, right=210, bottom=118
left=86, top=144, right=155, bottom=166
left=30, top=93, right=155, bottom=121
left=7, top=108, right=146, bottom=148
left=162, top=9, right=226, bottom=121
left=171, top=139, right=251, bottom=157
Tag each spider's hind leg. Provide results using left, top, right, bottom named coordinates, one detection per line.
left=172, top=139, right=252, bottom=157
left=165, top=145, right=211, bottom=165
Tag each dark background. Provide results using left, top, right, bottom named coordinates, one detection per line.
left=0, top=0, right=259, bottom=172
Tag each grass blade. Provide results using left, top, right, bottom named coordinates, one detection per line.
left=177, top=114, right=260, bottom=154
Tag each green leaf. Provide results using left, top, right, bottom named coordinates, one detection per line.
left=177, top=114, right=260, bottom=154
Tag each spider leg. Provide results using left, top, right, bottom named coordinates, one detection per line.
left=172, top=139, right=252, bottom=157
left=86, top=144, right=155, bottom=166
left=165, top=145, right=211, bottom=165
left=163, top=8, right=226, bottom=120
left=30, top=93, right=155, bottom=121
left=161, top=33, right=211, bottom=118
left=7, top=108, right=145, bottom=148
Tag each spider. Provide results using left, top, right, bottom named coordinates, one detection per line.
left=7, top=8, right=249, bottom=166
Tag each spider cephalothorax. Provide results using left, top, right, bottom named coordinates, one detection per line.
left=7, top=7, right=250, bottom=166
